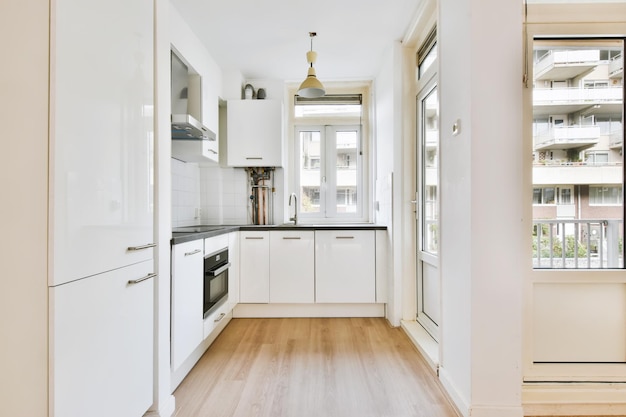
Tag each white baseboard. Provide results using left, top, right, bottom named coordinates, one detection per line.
left=468, top=405, right=524, bottom=417
left=399, top=320, right=439, bottom=373
left=523, top=382, right=626, bottom=416
left=233, top=303, right=385, bottom=318
left=143, top=395, right=176, bottom=417
left=438, top=366, right=471, bottom=417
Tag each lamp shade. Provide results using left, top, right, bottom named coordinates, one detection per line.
left=297, top=66, right=325, bottom=98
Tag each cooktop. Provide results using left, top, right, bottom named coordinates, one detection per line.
left=172, top=225, right=227, bottom=233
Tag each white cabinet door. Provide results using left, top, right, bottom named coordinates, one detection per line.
left=226, top=100, right=283, bottom=167
left=239, top=231, right=270, bottom=303
left=171, top=239, right=204, bottom=371
left=228, top=231, right=240, bottom=306
left=49, top=0, right=154, bottom=286
left=315, top=230, right=376, bottom=303
left=50, top=260, right=154, bottom=417
left=269, top=230, right=315, bottom=303
left=172, top=138, right=218, bottom=163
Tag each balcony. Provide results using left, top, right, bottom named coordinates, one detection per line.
left=533, top=162, right=622, bottom=185
left=609, top=53, right=623, bottom=79
left=609, top=129, right=623, bottom=150
left=533, top=219, right=623, bottom=268
left=534, top=50, right=600, bottom=82
left=533, top=87, right=623, bottom=115
left=534, top=125, right=600, bottom=150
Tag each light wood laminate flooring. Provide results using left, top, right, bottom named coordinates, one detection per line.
left=173, top=317, right=459, bottom=417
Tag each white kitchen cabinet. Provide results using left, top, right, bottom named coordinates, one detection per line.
left=228, top=231, right=240, bottom=306
left=49, top=0, right=154, bottom=286
left=269, top=230, right=315, bottom=303
left=315, top=230, right=376, bottom=303
left=239, top=231, right=270, bottom=303
left=172, top=138, right=219, bottom=164
left=49, top=260, right=154, bottom=417
left=226, top=100, right=283, bottom=167
left=171, top=239, right=204, bottom=371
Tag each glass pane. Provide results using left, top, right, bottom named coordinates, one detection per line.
left=532, top=39, right=624, bottom=268
left=422, top=86, right=438, bottom=255
left=419, top=43, right=437, bottom=79
left=334, top=130, right=358, bottom=213
left=295, top=104, right=361, bottom=118
left=298, top=130, right=321, bottom=213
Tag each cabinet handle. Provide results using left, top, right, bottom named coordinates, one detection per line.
left=283, top=237, right=301, bottom=240
left=214, top=313, right=226, bottom=323
left=245, top=236, right=264, bottom=240
left=208, top=149, right=217, bottom=154
left=245, top=157, right=263, bottom=160
left=128, top=272, right=157, bottom=284
left=185, top=249, right=202, bottom=256
left=336, top=236, right=354, bottom=239
left=127, top=243, right=156, bottom=251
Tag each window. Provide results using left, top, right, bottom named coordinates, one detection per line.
left=585, top=151, right=609, bottom=165
left=295, top=125, right=362, bottom=219
left=590, top=185, right=623, bottom=205
left=533, top=187, right=556, bottom=204
left=533, top=186, right=574, bottom=205
left=417, top=26, right=437, bottom=79
left=292, top=92, right=367, bottom=222
left=531, top=38, right=624, bottom=269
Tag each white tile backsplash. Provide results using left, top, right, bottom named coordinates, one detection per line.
left=171, top=159, right=202, bottom=227
left=198, top=165, right=250, bottom=225
left=172, top=159, right=278, bottom=227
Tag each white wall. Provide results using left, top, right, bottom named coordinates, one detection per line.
left=374, top=43, right=405, bottom=326
left=0, top=1, right=49, bottom=415
left=151, top=1, right=176, bottom=414
left=438, top=0, right=523, bottom=415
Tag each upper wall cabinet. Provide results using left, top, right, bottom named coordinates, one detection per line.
left=49, top=0, right=154, bottom=286
left=226, top=100, right=283, bottom=167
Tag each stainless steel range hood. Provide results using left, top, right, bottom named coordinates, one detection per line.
left=171, top=51, right=215, bottom=141
left=171, top=114, right=216, bottom=141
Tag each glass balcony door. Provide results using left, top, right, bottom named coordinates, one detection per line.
left=416, top=79, right=440, bottom=340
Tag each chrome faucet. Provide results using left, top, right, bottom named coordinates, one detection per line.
left=288, top=192, right=298, bottom=225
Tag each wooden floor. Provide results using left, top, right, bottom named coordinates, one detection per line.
left=173, top=317, right=460, bottom=417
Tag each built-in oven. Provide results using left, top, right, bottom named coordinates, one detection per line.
left=203, top=247, right=230, bottom=319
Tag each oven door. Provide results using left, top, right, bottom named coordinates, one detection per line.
left=203, top=248, right=230, bottom=319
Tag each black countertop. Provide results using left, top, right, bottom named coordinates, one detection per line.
left=171, top=224, right=387, bottom=245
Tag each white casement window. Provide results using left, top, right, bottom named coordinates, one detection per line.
left=294, top=124, right=363, bottom=221
left=533, top=186, right=574, bottom=205
left=589, top=185, right=623, bottom=205
left=291, top=92, right=368, bottom=223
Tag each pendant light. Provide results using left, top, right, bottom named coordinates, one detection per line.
left=297, top=32, right=325, bottom=98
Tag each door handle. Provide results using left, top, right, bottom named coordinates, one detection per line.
left=184, top=249, right=202, bottom=256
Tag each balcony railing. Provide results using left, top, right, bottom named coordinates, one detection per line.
left=609, top=53, right=623, bottom=78
left=534, top=125, right=600, bottom=150
left=610, top=129, right=623, bottom=149
left=534, top=50, right=600, bottom=80
left=533, top=86, right=623, bottom=105
left=533, top=219, right=623, bottom=268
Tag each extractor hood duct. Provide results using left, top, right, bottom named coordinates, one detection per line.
left=171, top=51, right=216, bottom=141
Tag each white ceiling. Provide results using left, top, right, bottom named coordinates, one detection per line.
left=169, top=0, right=422, bottom=82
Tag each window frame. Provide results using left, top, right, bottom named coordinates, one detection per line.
left=287, top=82, right=371, bottom=224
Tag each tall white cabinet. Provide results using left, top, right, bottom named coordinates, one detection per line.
left=48, top=1, right=155, bottom=416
